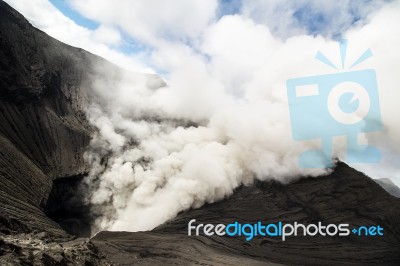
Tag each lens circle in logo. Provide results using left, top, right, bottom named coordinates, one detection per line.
left=327, top=81, right=370, bottom=125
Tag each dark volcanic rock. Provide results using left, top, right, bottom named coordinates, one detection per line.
left=0, top=0, right=96, bottom=236
left=92, top=162, right=400, bottom=265
left=0, top=234, right=108, bottom=265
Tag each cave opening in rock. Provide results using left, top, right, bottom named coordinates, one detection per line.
left=44, top=174, right=92, bottom=237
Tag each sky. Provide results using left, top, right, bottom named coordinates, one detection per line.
left=4, top=0, right=400, bottom=232
left=4, top=0, right=389, bottom=72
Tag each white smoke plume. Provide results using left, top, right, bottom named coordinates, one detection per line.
left=83, top=57, right=328, bottom=232
left=75, top=1, right=400, bottom=233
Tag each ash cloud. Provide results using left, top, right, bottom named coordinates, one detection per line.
left=83, top=59, right=328, bottom=232
left=74, top=2, right=400, bottom=233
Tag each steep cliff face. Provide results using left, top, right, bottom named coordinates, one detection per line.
left=0, top=0, right=97, bottom=235
left=0, top=0, right=93, bottom=177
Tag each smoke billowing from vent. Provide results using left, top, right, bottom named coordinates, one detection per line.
left=80, top=4, right=400, bottom=233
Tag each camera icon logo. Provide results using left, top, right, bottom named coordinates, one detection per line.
left=286, top=40, right=382, bottom=168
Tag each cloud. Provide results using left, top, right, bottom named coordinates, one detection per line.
left=241, top=0, right=387, bottom=38
left=344, top=2, right=400, bottom=186
left=93, top=25, right=122, bottom=46
left=68, top=0, right=218, bottom=45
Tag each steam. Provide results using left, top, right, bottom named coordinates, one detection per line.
left=79, top=3, right=400, bottom=233
left=83, top=58, right=328, bottom=232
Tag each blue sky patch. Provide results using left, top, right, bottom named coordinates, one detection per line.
left=49, top=0, right=99, bottom=30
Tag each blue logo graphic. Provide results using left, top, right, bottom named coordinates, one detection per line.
left=286, top=40, right=382, bottom=168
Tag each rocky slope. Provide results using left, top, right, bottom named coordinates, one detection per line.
left=91, top=162, right=400, bottom=265
left=1, top=1, right=400, bottom=265
left=0, top=0, right=97, bottom=237
left=375, top=178, right=400, bottom=198
left=2, top=162, right=400, bottom=265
